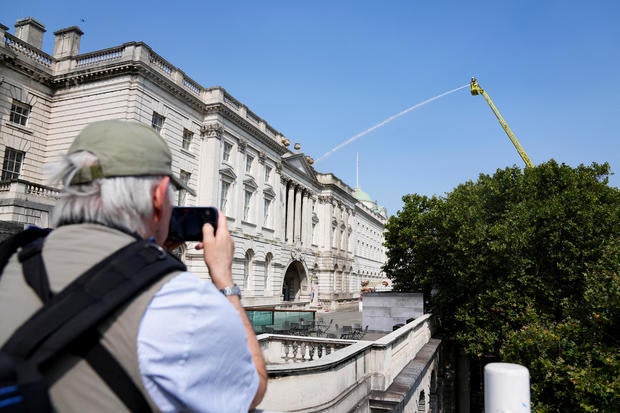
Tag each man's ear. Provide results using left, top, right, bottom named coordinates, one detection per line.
left=152, top=176, right=171, bottom=222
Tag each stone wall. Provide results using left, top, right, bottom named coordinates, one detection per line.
left=362, top=292, right=424, bottom=332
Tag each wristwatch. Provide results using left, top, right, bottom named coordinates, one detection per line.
left=219, top=284, right=242, bottom=298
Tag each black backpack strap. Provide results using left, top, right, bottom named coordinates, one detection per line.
left=0, top=227, right=50, bottom=282
left=2, top=239, right=186, bottom=412
left=3, top=239, right=185, bottom=362
left=18, top=238, right=52, bottom=302
left=70, top=331, right=151, bottom=413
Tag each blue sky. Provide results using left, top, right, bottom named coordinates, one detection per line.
left=4, top=1, right=619, bottom=215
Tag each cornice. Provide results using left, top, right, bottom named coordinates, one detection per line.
left=320, top=182, right=357, bottom=205
left=1, top=49, right=54, bottom=87
left=205, top=103, right=288, bottom=156
left=49, top=61, right=207, bottom=112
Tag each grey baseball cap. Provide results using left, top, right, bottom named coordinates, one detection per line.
left=68, top=119, right=196, bottom=196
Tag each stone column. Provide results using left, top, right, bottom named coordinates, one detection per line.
left=277, top=175, right=286, bottom=240
left=294, top=187, right=302, bottom=242
left=342, top=209, right=349, bottom=253
left=303, top=193, right=312, bottom=246
left=286, top=182, right=294, bottom=242
left=335, top=204, right=342, bottom=249
left=329, top=202, right=335, bottom=249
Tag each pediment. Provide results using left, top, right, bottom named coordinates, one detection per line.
left=244, top=176, right=258, bottom=189
left=219, top=165, right=237, bottom=180
left=282, top=153, right=318, bottom=183
left=263, top=186, right=276, bottom=198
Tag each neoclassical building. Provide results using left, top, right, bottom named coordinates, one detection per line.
left=0, top=17, right=390, bottom=309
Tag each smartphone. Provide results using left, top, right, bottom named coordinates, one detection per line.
left=167, top=206, right=218, bottom=242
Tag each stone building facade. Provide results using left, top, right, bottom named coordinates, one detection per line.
left=0, top=17, right=390, bottom=309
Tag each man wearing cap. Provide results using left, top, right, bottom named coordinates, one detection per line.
left=0, top=120, right=267, bottom=412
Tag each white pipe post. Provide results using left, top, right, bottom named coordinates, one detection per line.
left=484, top=362, right=530, bottom=412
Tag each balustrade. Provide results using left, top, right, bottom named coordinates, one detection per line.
left=148, top=52, right=173, bottom=75
left=258, top=315, right=437, bottom=412
left=24, top=181, right=61, bottom=198
left=4, top=33, right=52, bottom=67
left=246, top=111, right=260, bottom=124
left=0, top=180, right=60, bottom=199
left=261, top=335, right=352, bottom=365
left=76, top=46, right=123, bottom=67
left=224, top=94, right=241, bottom=109
left=182, top=77, right=201, bottom=95
left=280, top=337, right=346, bottom=363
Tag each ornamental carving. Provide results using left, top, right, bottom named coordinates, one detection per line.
left=291, top=242, right=304, bottom=261
left=237, top=139, right=247, bottom=153
left=200, top=122, right=223, bottom=138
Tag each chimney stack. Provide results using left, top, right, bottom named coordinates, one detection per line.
left=53, top=26, right=83, bottom=58
left=14, top=17, right=46, bottom=50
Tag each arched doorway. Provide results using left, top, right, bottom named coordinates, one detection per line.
left=282, top=260, right=307, bottom=302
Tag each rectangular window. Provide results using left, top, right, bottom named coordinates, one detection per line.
left=243, top=189, right=253, bottom=221
left=182, top=128, right=193, bottom=150
left=151, top=112, right=165, bottom=133
left=10, top=100, right=30, bottom=126
left=177, top=170, right=191, bottom=205
left=264, top=165, right=272, bottom=183
left=245, top=154, right=254, bottom=174
left=264, top=198, right=272, bottom=226
left=222, top=141, right=232, bottom=162
left=220, top=180, right=230, bottom=213
left=1, top=148, right=25, bottom=181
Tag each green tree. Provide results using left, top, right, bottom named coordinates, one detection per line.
left=383, top=160, right=620, bottom=411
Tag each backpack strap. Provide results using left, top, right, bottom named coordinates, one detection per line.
left=70, top=330, right=152, bottom=413
left=3, top=239, right=185, bottom=363
left=18, top=238, right=52, bottom=302
left=2, top=238, right=186, bottom=412
left=0, top=227, right=50, bottom=281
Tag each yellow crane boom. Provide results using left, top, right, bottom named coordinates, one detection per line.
left=470, top=77, right=534, bottom=168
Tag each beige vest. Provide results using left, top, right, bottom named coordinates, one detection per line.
left=0, top=224, right=181, bottom=412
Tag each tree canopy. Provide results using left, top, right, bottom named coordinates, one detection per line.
left=383, top=160, right=619, bottom=411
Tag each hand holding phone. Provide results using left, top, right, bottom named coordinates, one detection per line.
left=167, top=206, right=218, bottom=242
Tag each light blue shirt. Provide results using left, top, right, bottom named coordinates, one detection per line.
left=137, top=272, right=259, bottom=412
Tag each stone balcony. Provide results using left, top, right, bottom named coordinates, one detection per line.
left=257, top=314, right=439, bottom=412
left=0, top=179, right=60, bottom=234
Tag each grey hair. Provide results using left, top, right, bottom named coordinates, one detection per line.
left=46, top=151, right=174, bottom=237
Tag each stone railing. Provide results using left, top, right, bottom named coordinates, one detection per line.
left=148, top=50, right=174, bottom=75
left=3, top=33, right=53, bottom=67
left=257, top=314, right=435, bottom=412
left=0, top=179, right=61, bottom=199
left=260, top=334, right=352, bottom=364
left=76, top=45, right=124, bottom=67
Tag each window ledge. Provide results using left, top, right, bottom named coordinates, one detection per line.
left=180, top=148, right=196, bottom=158
left=4, top=122, right=34, bottom=135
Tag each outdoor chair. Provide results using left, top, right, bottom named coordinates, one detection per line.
left=353, top=325, right=368, bottom=339
left=315, top=319, right=333, bottom=336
